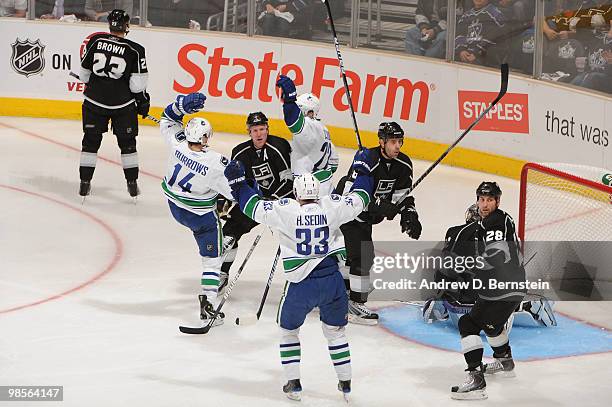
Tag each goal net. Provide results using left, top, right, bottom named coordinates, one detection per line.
left=518, top=163, right=612, bottom=300
left=519, top=162, right=612, bottom=242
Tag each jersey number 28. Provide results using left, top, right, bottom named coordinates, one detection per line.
left=296, top=227, right=329, bottom=256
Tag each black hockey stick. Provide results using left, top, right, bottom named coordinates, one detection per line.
left=68, top=71, right=160, bottom=124
left=179, top=232, right=263, bottom=335
left=321, top=0, right=362, bottom=149
left=235, top=245, right=281, bottom=326
left=394, top=64, right=509, bottom=206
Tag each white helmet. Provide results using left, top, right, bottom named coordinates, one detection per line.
left=296, top=93, right=320, bottom=118
left=293, top=173, right=320, bottom=201
left=185, top=117, right=213, bottom=144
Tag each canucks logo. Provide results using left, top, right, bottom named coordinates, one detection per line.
left=10, top=38, right=46, bottom=77
left=602, top=173, right=612, bottom=186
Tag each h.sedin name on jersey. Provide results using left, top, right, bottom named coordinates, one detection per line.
left=10, top=38, right=46, bottom=77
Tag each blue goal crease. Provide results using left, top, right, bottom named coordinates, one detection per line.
left=378, top=304, right=612, bottom=361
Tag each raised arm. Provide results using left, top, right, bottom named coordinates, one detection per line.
left=159, top=93, right=206, bottom=146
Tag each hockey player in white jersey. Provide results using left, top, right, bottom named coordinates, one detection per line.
left=160, top=92, right=234, bottom=327
left=276, top=75, right=339, bottom=196
left=223, top=149, right=374, bottom=401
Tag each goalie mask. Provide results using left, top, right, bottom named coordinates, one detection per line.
left=465, top=203, right=481, bottom=223
left=185, top=118, right=213, bottom=145
left=296, top=93, right=320, bottom=118
left=293, top=173, right=320, bottom=201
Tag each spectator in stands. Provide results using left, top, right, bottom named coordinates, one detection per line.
left=405, top=0, right=448, bottom=59
left=455, top=0, right=508, bottom=67
left=38, top=0, right=90, bottom=20
left=260, top=0, right=312, bottom=39
left=570, top=14, right=612, bottom=93
left=538, top=1, right=605, bottom=82
left=85, top=0, right=133, bottom=22
left=0, top=0, right=27, bottom=17
left=494, top=0, right=533, bottom=22
left=148, top=0, right=224, bottom=29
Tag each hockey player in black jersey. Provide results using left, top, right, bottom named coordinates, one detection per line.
left=78, top=9, right=150, bottom=198
left=220, top=112, right=293, bottom=290
left=337, top=121, right=422, bottom=325
left=451, top=182, right=526, bottom=400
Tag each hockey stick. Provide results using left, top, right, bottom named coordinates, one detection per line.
left=394, top=63, right=509, bottom=206
left=179, top=232, right=263, bottom=335
left=321, top=0, right=362, bottom=149
left=68, top=71, right=160, bottom=124
left=235, top=245, right=281, bottom=326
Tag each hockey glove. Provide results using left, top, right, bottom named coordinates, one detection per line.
left=177, top=92, right=206, bottom=115
left=135, top=92, right=150, bottom=118
left=401, top=210, right=422, bottom=240
left=276, top=75, right=297, bottom=102
left=352, top=149, right=373, bottom=175
left=224, top=160, right=247, bottom=188
left=370, top=198, right=400, bottom=220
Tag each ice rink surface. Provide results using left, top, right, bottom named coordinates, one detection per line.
left=0, top=117, right=610, bottom=406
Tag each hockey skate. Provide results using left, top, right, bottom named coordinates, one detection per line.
left=451, top=368, right=487, bottom=400
left=127, top=180, right=140, bottom=198
left=483, top=351, right=516, bottom=378
left=79, top=180, right=91, bottom=198
left=348, top=301, right=379, bottom=325
left=338, top=379, right=351, bottom=402
left=198, top=294, right=224, bottom=327
left=283, top=379, right=302, bottom=401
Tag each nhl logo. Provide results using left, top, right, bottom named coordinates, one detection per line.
left=10, top=38, right=46, bottom=77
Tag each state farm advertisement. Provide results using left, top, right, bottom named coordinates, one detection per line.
left=0, top=20, right=445, bottom=142
left=458, top=91, right=529, bottom=134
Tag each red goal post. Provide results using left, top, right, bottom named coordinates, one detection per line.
left=518, top=162, right=612, bottom=243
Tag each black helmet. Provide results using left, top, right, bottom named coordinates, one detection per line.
left=108, top=9, right=130, bottom=33
left=378, top=121, right=404, bottom=140
left=476, top=181, right=502, bottom=198
left=246, top=111, right=268, bottom=127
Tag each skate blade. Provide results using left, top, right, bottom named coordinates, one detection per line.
left=285, top=391, right=301, bottom=401
left=348, top=314, right=378, bottom=326
left=450, top=389, right=488, bottom=400
left=484, top=369, right=516, bottom=378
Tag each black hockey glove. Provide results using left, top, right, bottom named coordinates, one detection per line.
left=369, top=198, right=400, bottom=220
left=401, top=210, right=422, bottom=240
left=135, top=92, right=150, bottom=118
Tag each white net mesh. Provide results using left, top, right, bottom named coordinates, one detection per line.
left=520, top=163, right=612, bottom=242
left=519, top=163, right=612, bottom=299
